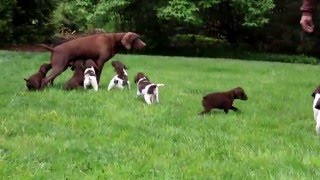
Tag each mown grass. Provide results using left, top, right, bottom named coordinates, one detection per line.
left=1, top=51, right=320, bottom=179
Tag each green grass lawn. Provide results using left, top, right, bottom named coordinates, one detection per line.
left=1, top=50, right=320, bottom=179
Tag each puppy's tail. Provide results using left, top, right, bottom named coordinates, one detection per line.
left=157, top=84, right=164, bottom=87
left=38, top=44, right=54, bottom=52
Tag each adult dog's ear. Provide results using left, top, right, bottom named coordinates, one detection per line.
left=121, top=32, right=140, bottom=50
left=24, top=78, right=29, bottom=82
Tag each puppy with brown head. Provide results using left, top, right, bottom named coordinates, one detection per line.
left=24, top=63, right=52, bottom=91
left=200, top=87, right=248, bottom=115
left=111, top=60, right=128, bottom=72
left=83, top=59, right=99, bottom=91
left=134, top=72, right=164, bottom=105
left=108, top=60, right=130, bottom=90
left=64, top=60, right=85, bottom=91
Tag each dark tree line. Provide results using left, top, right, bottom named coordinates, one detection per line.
left=1, top=0, right=320, bottom=57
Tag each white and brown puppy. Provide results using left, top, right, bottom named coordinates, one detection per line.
left=107, top=60, right=130, bottom=90
left=134, top=72, right=164, bottom=105
left=83, top=59, right=98, bottom=91
left=312, top=86, right=320, bottom=134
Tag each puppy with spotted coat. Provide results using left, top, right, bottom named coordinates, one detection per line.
left=83, top=59, right=99, bottom=91
left=134, top=72, right=164, bottom=104
left=107, top=60, right=130, bottom=90
left=312, top=86, right=320, bottom=134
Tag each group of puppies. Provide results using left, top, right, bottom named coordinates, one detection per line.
left=24, top=58, right=166, bottom=105
left=24, top=59, right=99, bottom=91
left=21, top=31, right=320, bottom=134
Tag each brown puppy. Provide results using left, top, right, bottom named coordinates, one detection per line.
left=24, top=63, right=52, bottom=91
left=39, top=32, right=146, bottom=89
left=64, top=60, right=85, bottom=91
left=200, top=87, right=248, bottom=115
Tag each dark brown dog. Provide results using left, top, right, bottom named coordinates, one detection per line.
left=24, top=63, right=52, bottom=91
left=200, top=87, right=248, bottom=115
left=39, top=32, right=146, bottom=89
left=64, top=60, right=85, bottom=91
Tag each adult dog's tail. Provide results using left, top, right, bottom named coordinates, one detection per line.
left=38, top=44, right=54, bottom=52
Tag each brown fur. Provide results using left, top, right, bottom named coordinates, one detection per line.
left=84, top=59, right=98, bottom=70
left=64, top=60, right=85, bottom=91
left=134, top=72, right=151, bottom=92
left=200, top=87, right=248, bottom=115
left=111, top=60, right=128, bottom=80
left=24, top=63, right=52, bottom=91
left=39, top=32, right=146, bottom=89
left=312, top=86, right=320, bottom=98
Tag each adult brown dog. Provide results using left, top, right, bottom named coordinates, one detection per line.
left=24, top=63, right=52, bottom=91
left=39, top=32, right=146, bottom=89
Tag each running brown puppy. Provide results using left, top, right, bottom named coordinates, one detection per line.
left=200, top=87, right=248, bottom=115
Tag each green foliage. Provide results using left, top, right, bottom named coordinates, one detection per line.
left=157, top=0, right=274, bottom=27
left=52, top=0, right=130, bottom=32
left=0, top=0, right=16, bottom=43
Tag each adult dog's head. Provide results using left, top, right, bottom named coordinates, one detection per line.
left=121, top=32, right=146, bottom=50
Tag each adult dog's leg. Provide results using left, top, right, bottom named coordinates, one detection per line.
left=41, top=55, right=68, bottom=89
left=41, top=66, right=66, bottom=89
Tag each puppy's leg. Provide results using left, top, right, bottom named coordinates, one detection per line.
left=155, top=88, right=160, bottom=103
left=107, top=78, right=115, bottom=91
left=91, top=77, right=98, bottom=91
left=224, top=109, right=229, bottom=114
left=127, top=81, right=131, bottom=90
left=316, top=113, right=320, bottom=134
left=144, top=94, right=152, bottom=104
left=230, top=106, right=238, bottom=112
left=199, top=107, right=212, bottom=115
left=83, top=77, right=89, bottom=90
left=137, top=89, right=141, bottom=96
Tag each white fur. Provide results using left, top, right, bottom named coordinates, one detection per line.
left=107, top=69, right=130, bottom=91
left=83, top=67, right=98, bottom=91
left=136, top=78, right=164, bottom=105
left=313, top=93, right=320, bottom=134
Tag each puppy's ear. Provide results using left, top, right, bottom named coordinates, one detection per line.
left=312, top=91, right=316, bottom=98
left=121, top=32, right=139, bottom=50
left=134, top=75, right=139, bottom=84
left=24, top=78, right=29, bottom=82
